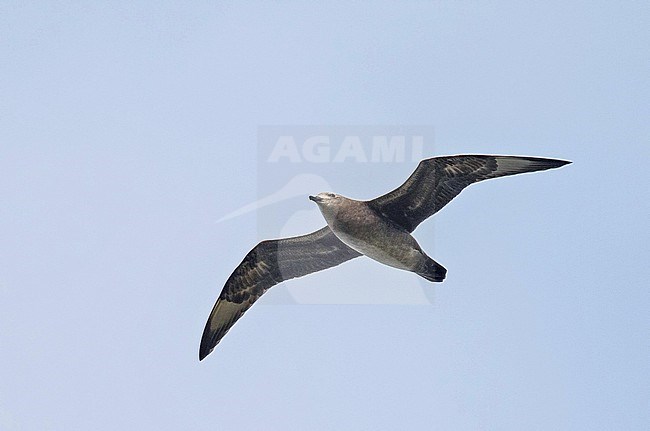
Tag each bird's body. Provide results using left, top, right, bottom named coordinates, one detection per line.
left=199, top=154, right=571, bottom=360
left=310, top=193, right=445, bottom=280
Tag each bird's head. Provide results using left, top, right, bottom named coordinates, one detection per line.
left=308, top=192, right=341, bottom=206
left=309, top=192, right=346, bottom=225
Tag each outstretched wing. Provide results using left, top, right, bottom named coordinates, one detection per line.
left=369, top=155, right=571, bottom=232
left=199, top=226, right=361, bottom=360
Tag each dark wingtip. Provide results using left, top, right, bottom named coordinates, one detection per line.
left=199, top=342, right=212, bottom=361
left=199, top=328, right=215, bottom=361
left=518, top=156, right=572, bottom=171
left=555, top=159, right=572, bottom=167
left=526, top=156, right=572, bottom=168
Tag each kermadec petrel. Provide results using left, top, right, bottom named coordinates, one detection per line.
left=199, top=154, right=570, bottom=360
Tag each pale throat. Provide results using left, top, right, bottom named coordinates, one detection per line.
left=317, top=203, right=340, bottom=227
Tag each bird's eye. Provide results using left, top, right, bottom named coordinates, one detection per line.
left=328, top=193, right=336, bottom=198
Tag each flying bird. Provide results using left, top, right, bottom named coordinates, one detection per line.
left=200, top=155, right=570, bottom=360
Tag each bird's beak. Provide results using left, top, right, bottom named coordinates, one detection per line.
left=309, top=195, right=322, bottom=203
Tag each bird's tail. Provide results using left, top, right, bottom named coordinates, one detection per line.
left=415, top=257, right=447, bottom=283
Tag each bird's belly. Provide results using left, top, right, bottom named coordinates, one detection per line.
left=333, top=229, right=420, bottom=271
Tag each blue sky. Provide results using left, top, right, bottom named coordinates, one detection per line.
left=1, top=2, right=648, bottom=430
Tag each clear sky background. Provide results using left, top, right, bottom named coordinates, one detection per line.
left=1, top=2, right=648, bottom=430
